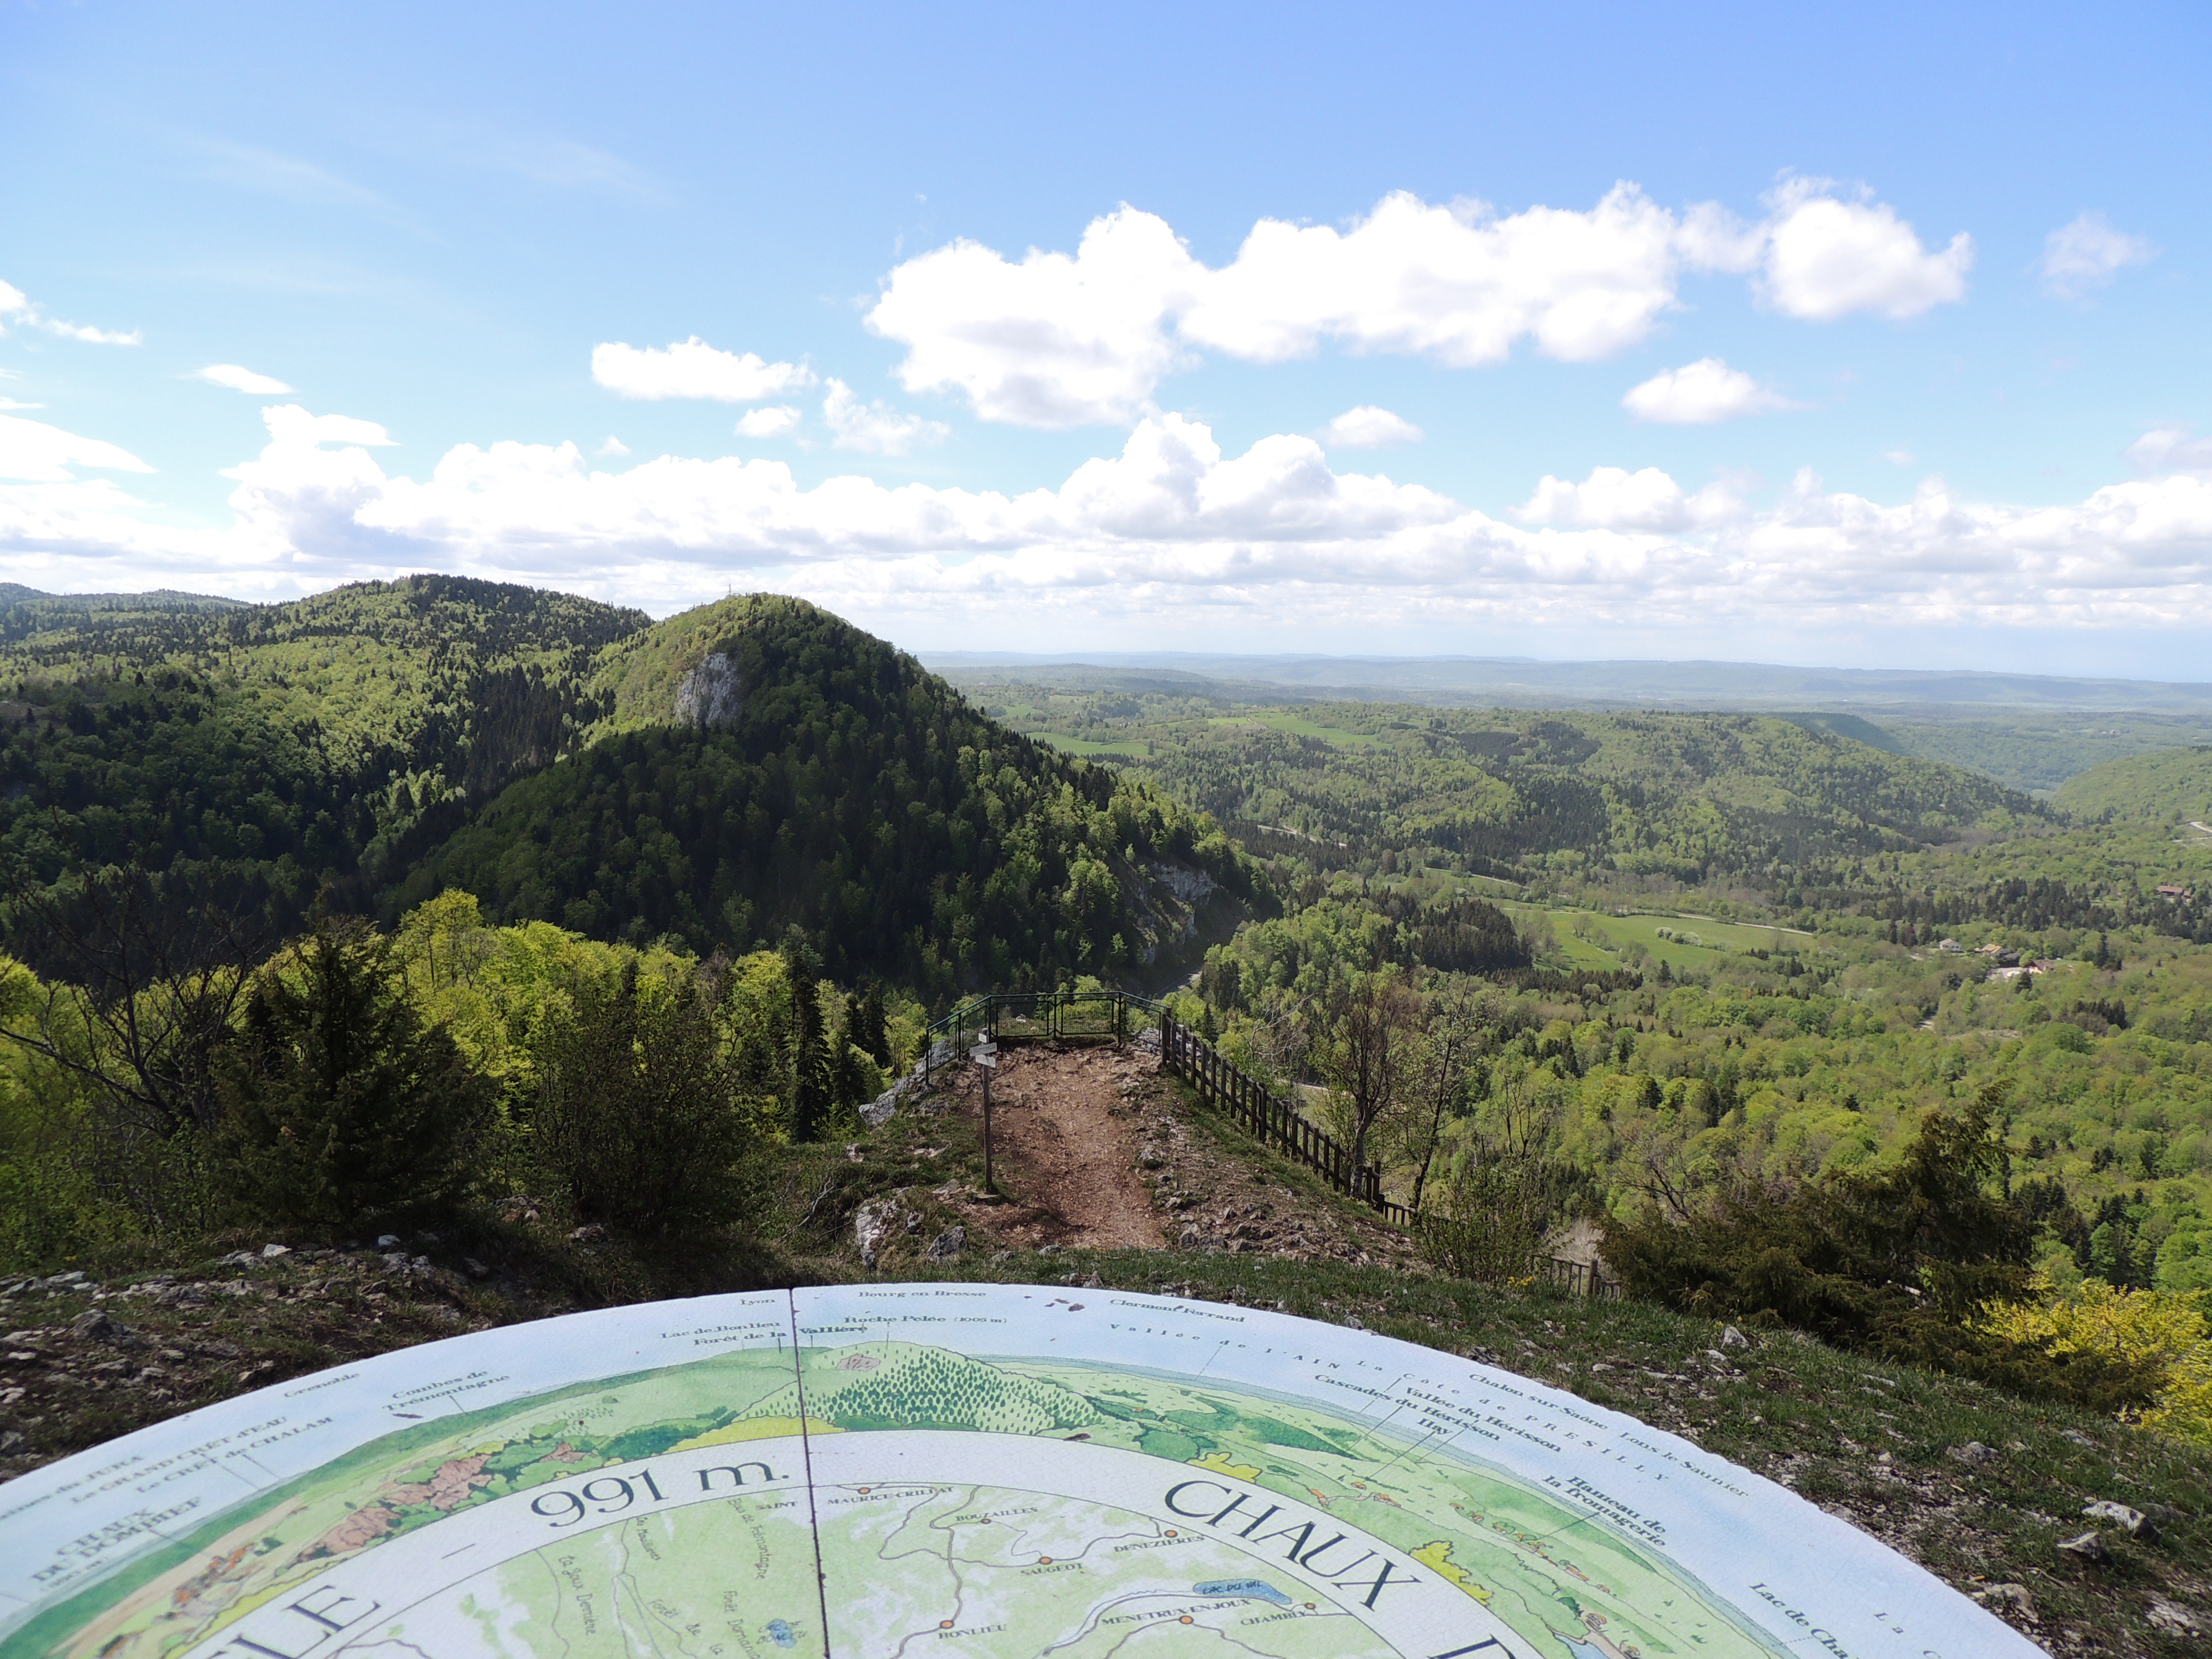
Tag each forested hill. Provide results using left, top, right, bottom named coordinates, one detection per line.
left=969, top=687, right=2041, bottom=890
left=2055, top=746, right=2212, bottom=824
left=0, top=586, right=248, bottom=646
left=0, top=584, right=1255, bottom=995
left=404, top=596, right=1253, bottom=991
left=0, top=577, right=649, bottom=923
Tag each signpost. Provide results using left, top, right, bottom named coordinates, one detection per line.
left=972, top=1040, right=998, bottom=1190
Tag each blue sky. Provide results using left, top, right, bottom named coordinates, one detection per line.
left=3, top=1, right=2209, bottom=673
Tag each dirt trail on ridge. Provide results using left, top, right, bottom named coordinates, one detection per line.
left=925, top=1043, right=1418, bottom=1271
left=943, top=1046, right=1165, bottom=1250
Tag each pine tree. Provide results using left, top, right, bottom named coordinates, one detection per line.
left=856, top=978, right=891, bottom=1066
left=217, top=909, right=490, bottom=1228
left=830, top=993, right=871, bottom=1114
left=784, top=934, right=832, bottom=1141
left=535, top=956, right=752, bottom=1234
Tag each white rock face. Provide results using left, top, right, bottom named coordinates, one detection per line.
left=1145, top=861, right=1218, bottom=905
left=675, top=650, right=744, bottom=727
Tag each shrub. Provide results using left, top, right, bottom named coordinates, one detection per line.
left=533, top=956, right=757, bottom=1234
left=216, top=911, right=492, bottom=1229
left=1983, top=1277, right=2212, bottom=1441
left=1602, top=1087, right=2158, bottom=1409
left=1418, top=1150, right=1586, bottom=1286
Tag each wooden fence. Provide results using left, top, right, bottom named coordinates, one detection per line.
left=1161, top=1012, right=1382, bottom=1204
left=917, top=994, right=1617, bottom=1298
left=1158, top=1010, right=1619, bottom=1299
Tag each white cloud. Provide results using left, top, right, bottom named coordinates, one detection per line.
left=867, top=183, right=1973, bottom=426
left=42, top=320, right=144, bottom=346
left=820, top=380, right=947, bottom=455
left=591, top=337, right=814, bottom=402
left=1881, top=448, right=1917, bottom=467
left=256, top=406, right=395, bottom=448
left=0, top=276, right=141, bottom=345
left=596, top=435, right=631, bottom=457
left=1513, top=466, right=1743, bottom=532
left=1755, top=178, right=1972, bottom=322
left=1182, top=186, right=1690, bottom=367
left=0, top=413, right=156, bottom=482
left=865, top=207, right=1200, bottom=427
left=2041, top=212, right=2156, bottom=300
left=735, top=405, right=803, bottom=439
left=15, top=405, right=2212, bottom=645
left=2129, top=426, right=2212, bottom=475
left=193, top=363, right=295, bottom=395
left=1316, top=406, right=1424, bottom=449
left=1621, top=358, right=1801, bottom=424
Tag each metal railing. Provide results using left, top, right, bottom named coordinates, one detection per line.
left=923, top=988, right=1162, bottom=1082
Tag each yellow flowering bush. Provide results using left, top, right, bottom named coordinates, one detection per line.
left=1982, top=1276, right=2212, bottom=1442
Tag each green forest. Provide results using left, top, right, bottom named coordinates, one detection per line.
left=0, top=582, right=1252, bottom=993
left=8, top=579, right=2212, bottom=1445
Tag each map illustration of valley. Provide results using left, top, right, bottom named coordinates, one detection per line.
left=0, top=1286, right=2036, bottom=1659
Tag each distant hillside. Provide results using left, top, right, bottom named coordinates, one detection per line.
left=1775, top=710, right=1905, bottom=753
left=404, top=596, right=1256, bottom=993
left=940, top=660, right=2212, bottom=793
left=964, top=679, right=2039, bottom=892
left=0, top=586, right=249, bottom=647
left=0, top=577, right=649, bottom=931
left=2055, top=746, right=2212, bottom=824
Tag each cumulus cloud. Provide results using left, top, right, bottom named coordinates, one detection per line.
left=865, top=207, right=1200, bottom=427
left=13, top=404, right=2212, bottom=642
left=1621, top=358, right=1802, bottom=424
left=867, top=183, right=1972, bottom=425
left=0, top=277, right=142, bottom=346
left=596, top=436, right=631, bottom=457
left=820, top=380, right=947, bottom=455
left=0, top=413, right=156, bottom=482
left=591, top=337, right=813, bottom=401
left=1316, top=406, right=1424, bottom=449
left=1513, top=466, right=1743, bottom=531
left=735, top=405, right=803, bottom=440
left=1179, top=186, right=1690, bottom=367
left=193, top=363, right=295, bottom=395
left=1753, top=179, right=1972, bottom=321
left=2041, top=212, right=2156, bottom=300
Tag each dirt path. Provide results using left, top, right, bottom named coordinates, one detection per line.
left=939, top=1046, right=1164, bottom=1250
left=919, top=1042, right=1417, bottom=1271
